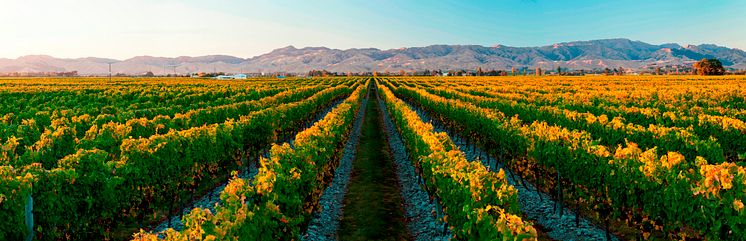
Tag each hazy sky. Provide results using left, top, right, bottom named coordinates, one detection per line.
left=2, top=0, right=744, bottom=59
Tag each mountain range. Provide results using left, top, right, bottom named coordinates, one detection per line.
left=2, top=38, right=745, bottom=75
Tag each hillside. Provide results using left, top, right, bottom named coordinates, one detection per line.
left=2, top=39, right=744, bottom=74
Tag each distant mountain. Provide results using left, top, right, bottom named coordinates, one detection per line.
left=2, top=38, right=745, bottom=75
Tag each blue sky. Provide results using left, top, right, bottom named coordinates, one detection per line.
left=1, top=0, right=744, bottom=59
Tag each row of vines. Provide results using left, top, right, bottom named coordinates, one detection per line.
left=384, top=76, right=746, bottom=240
left=0, top=77, right=358, bottom=240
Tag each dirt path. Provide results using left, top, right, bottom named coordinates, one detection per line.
left=303, top=85, right=369, bottom=241
left=338, top=88, right=410, bottom=241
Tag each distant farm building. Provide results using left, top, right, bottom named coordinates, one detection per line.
left=215, top=74, right=247, bottom=80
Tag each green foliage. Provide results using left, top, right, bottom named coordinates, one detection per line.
left=380, top=81, right=535, bottom=240
left=389, top=77, right=746, bottom=240
left=693, top=58, right=725, bottom=75
left=0, top=78, right=360, bottom=240
left=138, top=80, right=368, bottom=241
left=0, top=166, right=32, bottom=240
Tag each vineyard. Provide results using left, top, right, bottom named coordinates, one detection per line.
left=1, top=76, right=745, bottom=241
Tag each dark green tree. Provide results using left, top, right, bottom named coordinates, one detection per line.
left=693, top=58, right=725, bottom=75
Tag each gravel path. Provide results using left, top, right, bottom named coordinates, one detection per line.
left=150, top=97, right=347, bottom=235
left=302, top=86, right=370, bottom=241
left=401, top=98, right=620, bottom=241
left=376, top=87, right=452, bottom=241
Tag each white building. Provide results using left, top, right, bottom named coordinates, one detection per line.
left=216, top=75, right=233, bottom=80
left=215, top=74, right=247, bottom=80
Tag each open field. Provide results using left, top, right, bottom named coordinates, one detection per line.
left=2, top=76, right=745, bottom=241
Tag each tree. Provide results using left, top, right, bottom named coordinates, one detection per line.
left=693, top=58, right=725, bottom=75
left=557, top=66, right=562, bottom=75
left=536, top=67, right=542, bottom=76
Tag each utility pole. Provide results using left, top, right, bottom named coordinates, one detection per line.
left=167, top=64, right=180, bottom=77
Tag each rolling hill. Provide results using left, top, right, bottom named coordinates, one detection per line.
left=2, top=38, right=744, bottom=75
